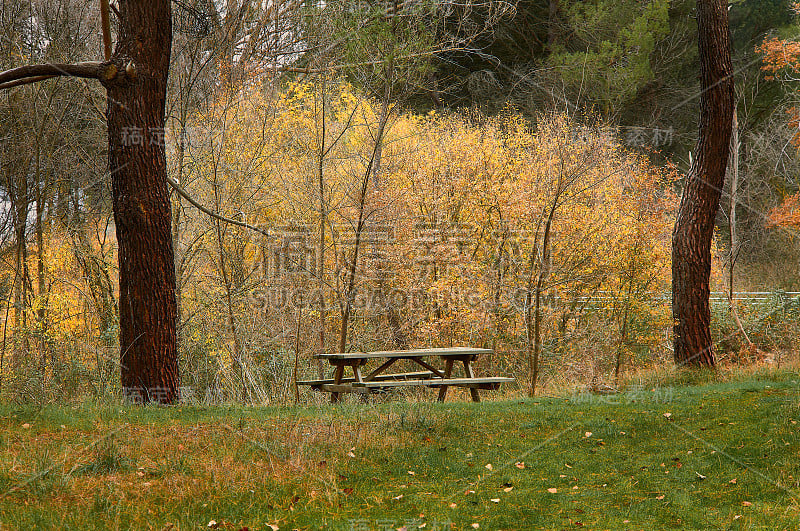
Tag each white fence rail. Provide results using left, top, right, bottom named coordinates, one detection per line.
left=543, top=292, right=800, bottom=309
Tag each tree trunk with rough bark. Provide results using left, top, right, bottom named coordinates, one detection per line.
left=105, top=0, right=178, bottom=403
left=0, top=0, right=179, bottom=403
left=548, top=0, right=560, bottom=49
left=672, top=0, right=734, bottom=367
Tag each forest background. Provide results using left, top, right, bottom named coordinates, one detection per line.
left=1, top=0, right=798, bottom=404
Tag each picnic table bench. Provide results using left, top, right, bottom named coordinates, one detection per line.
left=297, top=347, right=514, bottom=403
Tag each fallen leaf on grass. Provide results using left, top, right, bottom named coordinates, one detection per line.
left=491, top=498, right=500, bottom=503
left=347, top=451, right=356, bottom=458
left=742, top=501, right=752, bottom=506
left=514, top=462, right=525, bottom=469
left=22, top=423, right=31, bottom=429
left=408, top=470, right=416, bottom=475
left=471, top=524, right=480, bottom=529
left=288, top=495, right=299, bottom=511
left=485, top=464, right=493, bottom=471
left=503, top=487, right=514, bottom=493
left=584, top=432, right=592, bottom=438
left=342, top=488, right=354, bottom=495
left=663, top=413, right=672, bottom=419
left=465, top=490, right=475, bottom=495
left=656, top=495, right=664, bottom=500
left=449, top=502, right=457, bottom=508
left=547, top=488, right=557, bottom=494
left=729, top=478, right=737, bottom=484
left=267, top=525, right=279, bottom=531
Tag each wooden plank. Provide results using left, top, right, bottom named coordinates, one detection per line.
left=315, top=346, right=492, bottom=360
left=463, top=359, right=480, bottom=402
left=409, top=357, right=446, bottom=378
left=364, top=358, right=398, bottom=380
left=298, top=371, right=436, bottom=386
left=331, top=364, right=346, bottom=403
left=353, top=364, right=364, bottom=383
left=359, top=381, right=506, bottom=390
left=316, top=384, right=370, bottom=394
left=352, top=377, right=514, bottom=389
left=437, top=358, right=454, bottom=402
left=366, top=370, right=436, bottom=381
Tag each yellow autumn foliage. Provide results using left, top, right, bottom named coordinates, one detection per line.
left=173, top=81, right=679, bottom=387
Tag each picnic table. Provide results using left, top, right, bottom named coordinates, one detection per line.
left=297, top=347, right=514, bottom=403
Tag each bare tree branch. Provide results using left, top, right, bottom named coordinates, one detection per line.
left=0, top=62, right=114, bottom=90
left=165, top=175, right=268, bottom=235
left=0, top=75, right=58, bottom=90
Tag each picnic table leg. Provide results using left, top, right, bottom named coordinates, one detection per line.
left=437, top=359, right=454, bottom=402
left=330, top=364, right=345, bottom=403
left=462, top=359, right=480, bottom=402
left=354, top=362, right=370, bottom=403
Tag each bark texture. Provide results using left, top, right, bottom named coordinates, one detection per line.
left=104, top=0, right=178, bottom=402
left=672, top=0, right=734, bottom=366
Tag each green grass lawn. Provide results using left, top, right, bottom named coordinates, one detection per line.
left=1, top=372, right=798, bottom=530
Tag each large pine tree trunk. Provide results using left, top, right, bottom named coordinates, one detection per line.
left=105, top=0, right=178, bottom=403
left=548, top=0, right=560, bottom=49
left=672, top=0, right=734, bottom=366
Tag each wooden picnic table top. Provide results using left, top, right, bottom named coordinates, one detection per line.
left=304, top=346, right=510, bottom=402
left=315, top=346, right=492, bottom=361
